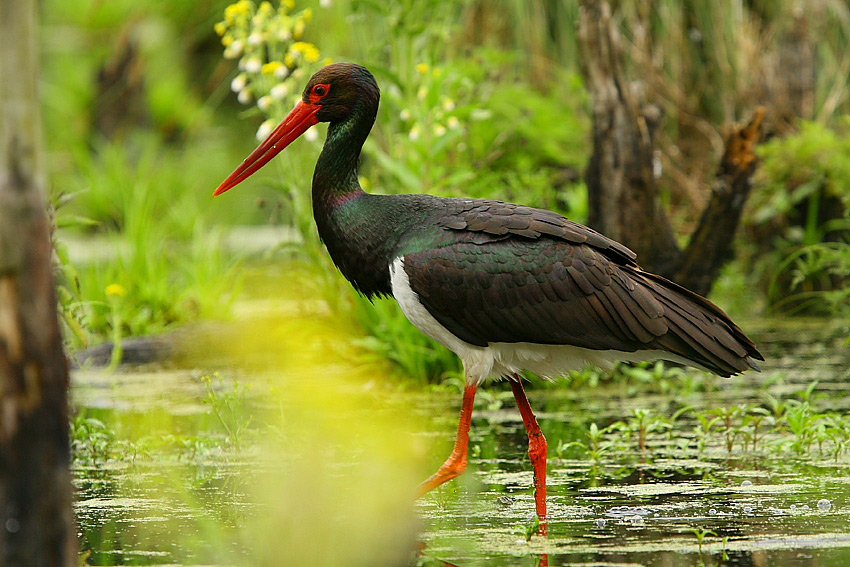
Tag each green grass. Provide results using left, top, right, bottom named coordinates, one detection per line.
left=47, top=0, right=850, bottom=367
left=54, top=133, right=251, bottom=350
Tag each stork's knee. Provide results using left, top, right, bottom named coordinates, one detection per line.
left=529, top=431, right=548, bottom=462
left=441, top=453, right=468, bottom=480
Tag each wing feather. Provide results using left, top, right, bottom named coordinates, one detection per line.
left=401, top=236, right=761, bottom=376
left=438, top=198, right=637, bottom=265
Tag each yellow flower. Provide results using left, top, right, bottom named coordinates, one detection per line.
left=282, top=0, right=295, bottom=9
left=105, top=284, right=127, bottom=298
left=322, top=57, right=333, bottom=66
left=225, top=1, right=252, bottom=24
left=258, top=1, right=273, bottom=16
left=416, top=62, right=429, bottom=74
left=293, top=19, right=305, bottom=39
left=303, top=8, right=313, bottom=22
left=284, top=53, right=296, bottom=68
left=262, top=61, right=283, bottom=75
left=222, top=34, right=234, bottom=47
left=214, top=22, right=227, bottom=36
left=432, top=68, right=442, bottom=78
left=292, top=42, right=320, bottom=63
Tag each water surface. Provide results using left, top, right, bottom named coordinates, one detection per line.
left=72, top=317, right=850, bottom=566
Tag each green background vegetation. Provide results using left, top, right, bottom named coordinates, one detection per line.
left=48, top=2, right=850, bottom=565
left=49, top=0, right=849, bottom=381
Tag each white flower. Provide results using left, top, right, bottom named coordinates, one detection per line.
left=231, top=74, right=247, bottom=93
left=408, top=124, right=421, bottom=141
left=442, top=98, right=456, bottom=111
left=417, top=86, right=428, bottom=101
left=257, top=95, right=272, bottom=111
left=278, top=29, right=292, bottom=41
left=274, top=65, right=290, bottom=80
left=399, top=109, right=412, bottom=121
left=304, top=127, right=319, bottom=142
left=237, top=88, right=253, bottom=105
left=225, top=39, right=244, bottom=59
left=320, top=0, right=333, bottom=7
left=434, top=124, right=447, bottom=137
left=270, top=83, right=289, bottom=100
left=257, top=119, right=275, bottom=141
left=447, top=116, right=460, bottom=129
left=245, top=57, right=262, bottom=74
left=247, top=32, right=263, bottom=46
left=293, top=68, right=305, bottom=80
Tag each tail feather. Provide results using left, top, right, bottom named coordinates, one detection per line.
left=631, top=269, right=763, bottom=376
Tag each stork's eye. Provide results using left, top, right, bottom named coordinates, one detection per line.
left=310, top=83, right=330, bottom=103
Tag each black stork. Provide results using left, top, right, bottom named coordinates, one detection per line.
left=214, top=63, right=763, bottom=528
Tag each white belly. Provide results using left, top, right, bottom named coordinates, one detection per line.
left=389, top=257, right=695, bottom=385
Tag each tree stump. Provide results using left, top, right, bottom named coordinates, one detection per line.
left=579, top=0, right=765, bottom=295
left=0, top=1, right=76, bottom=565
left=579, top=0, right=680, bottom=273
left=674, top=108, right=766, bottom=295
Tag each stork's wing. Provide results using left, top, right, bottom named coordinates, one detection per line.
left=436, top=199, right=638, bottom=266
left=401, top=236, right=762, bottom=377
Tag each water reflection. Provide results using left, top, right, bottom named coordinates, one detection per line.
left=72, top=318, right=850, bottom=566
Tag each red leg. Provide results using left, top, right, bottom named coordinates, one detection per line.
left=509, top=375, right=548, bottom=532
left=417, top=384, right=477, bottom=496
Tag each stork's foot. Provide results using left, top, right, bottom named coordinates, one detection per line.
left=417, top=451, right=467, bottom=497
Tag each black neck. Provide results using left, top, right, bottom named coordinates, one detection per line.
left=312, top=98, right=395, bottom=298
left=311, top=82, right=379, bottom=201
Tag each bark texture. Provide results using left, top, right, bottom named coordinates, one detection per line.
left=579, top=0, right=765, bottom=295
left=673, top=108, right=766, bottom=295
left=579, top=0, right=680, bottom=274
left=0, top=1, right=76, bottom=565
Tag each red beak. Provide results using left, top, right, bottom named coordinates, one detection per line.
left=214, top=100, right=322, bottom=196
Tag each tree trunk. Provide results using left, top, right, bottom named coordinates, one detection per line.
left=673, top=108, right=766, bottom=296
left=578, top=0, right=681, bottom=274
left=0, top=1, right=77, bottom=565
left=579, top=0, right=765, bottom=294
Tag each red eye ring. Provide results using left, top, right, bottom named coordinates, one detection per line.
left=310, top=83, right=331, bottom=103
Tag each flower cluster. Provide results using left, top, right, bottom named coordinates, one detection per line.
left=216, top=0, right=330, bottom=140
left=394, top=63, right=471, bottom=146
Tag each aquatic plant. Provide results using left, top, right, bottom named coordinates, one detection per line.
left=71, top=413, right=116, bottom=467
left=202, top=372, right=254, bottom=451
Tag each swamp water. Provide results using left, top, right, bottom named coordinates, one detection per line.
left=72, top=314, right=850, bottom=567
